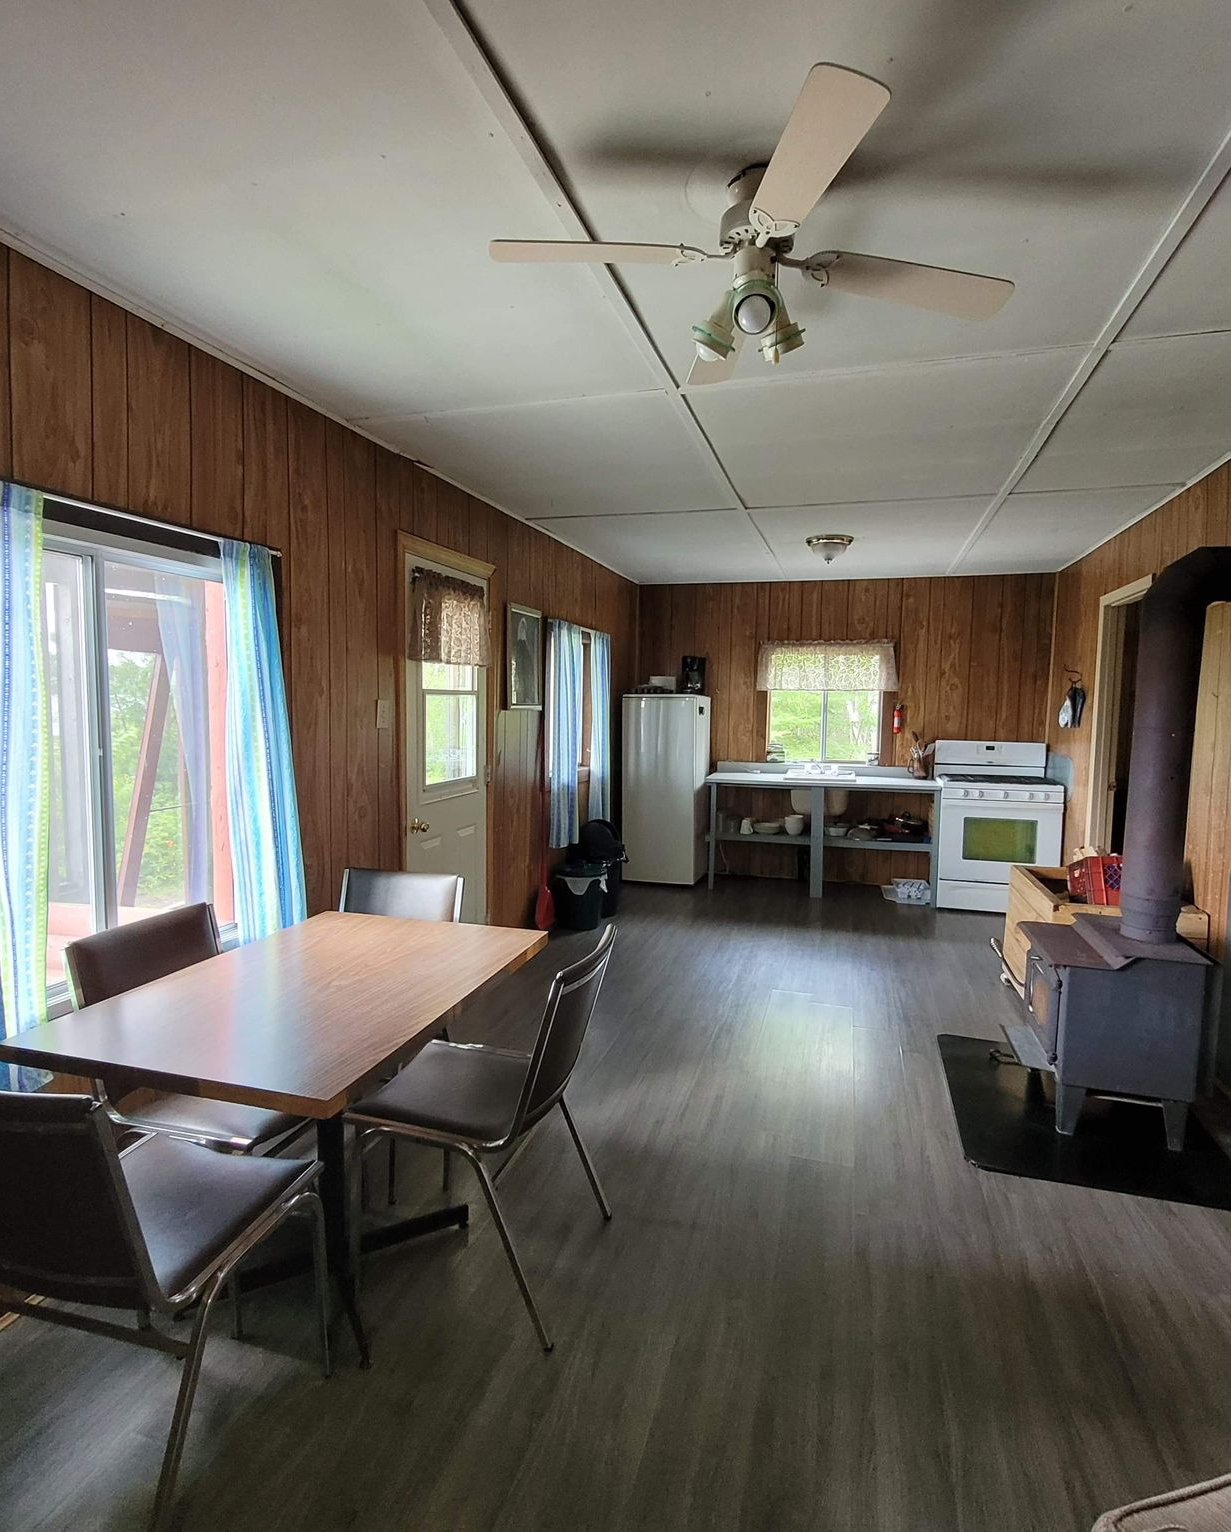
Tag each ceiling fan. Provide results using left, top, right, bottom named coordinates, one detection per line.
left=490, top=63, right=1014, bottom=385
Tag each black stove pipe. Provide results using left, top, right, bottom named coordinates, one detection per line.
left=1118, top=546, right=1231, bottom=945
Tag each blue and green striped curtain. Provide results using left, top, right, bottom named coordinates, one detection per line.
left=588, top=630, right=612, bottom=821
left=220, top=541, right=306, bottom=943
left=547, top=619, right=584, bottom=848
left=0, top=482, right=49, bottom=1088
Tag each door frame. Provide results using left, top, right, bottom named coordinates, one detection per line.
left=1084, top=574, right=1153, bottom=849
left=396, top=533, right=496, bottom=921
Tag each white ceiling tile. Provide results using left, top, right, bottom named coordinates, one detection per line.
left=955, top=486, right=1179, bottom=574
left=381, top=392, right=734, bottom=520
left=1123, top=177, right=1231, bottom=340
left=751, top=499, right=990, bottom=580
left=2, top=0, right=1230, bottom=582
left=532, top=511, right=780, bottom=584
left=468, top=0, right=1231, bottom=378
left=689, top=350, right=1078, bottom=507
left=0, top=1, right=658, bottom=417
left=1017, top=332, right=1231, bottom=492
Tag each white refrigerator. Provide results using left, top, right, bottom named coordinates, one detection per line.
left=622, top=694, right=711, bottom=885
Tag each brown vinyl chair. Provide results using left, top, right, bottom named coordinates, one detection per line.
left=346, top=923, right=617, bottom=1352
left=338, top=868, right=465, bottom=1203
left=63, top=903, right=304, bottom=1154
left=0, top=1091, right=330, bottom=1532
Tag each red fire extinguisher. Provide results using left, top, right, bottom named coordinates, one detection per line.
left=892, top=702, right=904, bottom=735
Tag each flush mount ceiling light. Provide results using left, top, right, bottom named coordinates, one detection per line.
left=806, top=533, right=854, bottom=564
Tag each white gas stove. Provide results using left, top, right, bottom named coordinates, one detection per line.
left=934, top=740, right=1065, bottom=912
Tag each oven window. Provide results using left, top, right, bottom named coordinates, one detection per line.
left=961, top=817, right=1038, bottom=864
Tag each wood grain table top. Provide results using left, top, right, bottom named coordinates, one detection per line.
left=0, top=913, right=548, bottom=1118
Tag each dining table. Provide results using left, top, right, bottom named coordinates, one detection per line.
left=0, top=910, right=548, bottom=1367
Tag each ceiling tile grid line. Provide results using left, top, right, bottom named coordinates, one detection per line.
left=6, top=2, right=1231, bottom=586
left=947, top=129, right=1231, bottom=575
left=1054, top=450, right=1231, bottom=574
left=421, top=0, right=757, bottom=537
left=0, top=216, right=646, bottom=583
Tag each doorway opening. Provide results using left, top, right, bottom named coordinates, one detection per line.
left=1085, top=575, right=1152, bottom=853
left=399, top=535, right=494, bottom=923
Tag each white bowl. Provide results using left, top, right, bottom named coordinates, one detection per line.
left=751, top=820, right=783, bottom=835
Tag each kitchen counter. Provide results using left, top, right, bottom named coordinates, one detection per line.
left=704, top=769, right=940, bottom=793
left=703, top=764, right=939, bottom=902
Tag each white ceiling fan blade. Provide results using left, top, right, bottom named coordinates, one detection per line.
left=685, top=329, right=744, bottom=386
left=818, top=251, right=1014, bottom=318
left=750, top=64, right=890, bottom=241
left=490, top=240, right=706, bottom=266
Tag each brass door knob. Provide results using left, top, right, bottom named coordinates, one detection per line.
left=409, top=817, right=431, bottom=833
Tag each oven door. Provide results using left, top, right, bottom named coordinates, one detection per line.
left=938, top=801, right=1058, bottom=884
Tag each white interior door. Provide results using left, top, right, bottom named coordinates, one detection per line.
left=404, top=553, right=488, bottom=923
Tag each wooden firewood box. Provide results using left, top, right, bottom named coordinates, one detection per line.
left=1001, top=865, right=1210, bottom=986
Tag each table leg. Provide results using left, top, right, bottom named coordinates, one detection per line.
left=317, top=1116, right=372, bottom=1369
left=707, top=783, right=717, bottom=889
left=809, top=786, right=825, bottom=899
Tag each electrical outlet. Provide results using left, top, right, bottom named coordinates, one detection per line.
left=375, top=698, right=392, bottom=730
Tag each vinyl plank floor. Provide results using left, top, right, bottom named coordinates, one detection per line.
left=3, top=880, right=1231, bottom=1531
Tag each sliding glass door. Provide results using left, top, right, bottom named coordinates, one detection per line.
left=42, top=530, right=233, bottom=998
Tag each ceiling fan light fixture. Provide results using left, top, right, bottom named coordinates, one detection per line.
left=734, top=291, right=774, bottom=335
left=730, top=274, right=780, bottom=336
left=691, top=292, right=736, bottom=362
left=760, top=292, right=805, bottom=363
left=806, top=533, right=854, bottom=564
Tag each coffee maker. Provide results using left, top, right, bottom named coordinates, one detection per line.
left=680, top=655, right=706, bottom=695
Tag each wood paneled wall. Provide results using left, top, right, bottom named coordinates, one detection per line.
left=640, top=573, right=1055, bottom=885
left=1048, top=461, right=1231, bottom=962
left=0, top=244, right=637, bottom=929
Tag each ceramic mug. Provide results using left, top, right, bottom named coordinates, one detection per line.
left=740, top=817, right=754, bottom=835
left=784, top=814, right=805, bottom=836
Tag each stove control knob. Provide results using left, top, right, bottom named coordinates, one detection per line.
left=1027, top=792, right=1037, bottom=801
left=974, top=790, right=984, bottom=800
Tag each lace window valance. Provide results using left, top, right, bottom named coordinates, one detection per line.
left=756, top=639, right=898, bottom=692
left=406, top=569, right=491, bottom=666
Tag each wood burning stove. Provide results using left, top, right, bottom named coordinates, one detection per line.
left=1018, top=915, right=1213, bottom=1150
left=998, top=548, right=1231, bottom=1150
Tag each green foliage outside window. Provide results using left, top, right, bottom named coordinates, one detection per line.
left=768, top=689, right=880, bottom=762
left=109, top=653, right=187, bottom=905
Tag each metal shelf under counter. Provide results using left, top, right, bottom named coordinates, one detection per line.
left=704, top=764, right=939, bottom=903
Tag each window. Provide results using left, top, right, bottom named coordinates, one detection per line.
left=758, top=639, right=897, bottom=764
left=421, top=661, right=478, bottom=788
left=43, top=518, right=233, bottom=999
left=579, top=632, right=592, bottom=774
left=768, top=688, right=881, bottom=762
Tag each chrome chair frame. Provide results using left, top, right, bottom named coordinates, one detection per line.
left=64, top=904, right=305, bottom=1156
left=0, top=1105, right=331, bottom=1532
left=338, top=866, right=464, bottom=924
left=338, top=867, right=465, bottom=1206
left=346, top=924, right=616, bottom=1352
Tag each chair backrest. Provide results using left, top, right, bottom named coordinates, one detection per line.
left=0, top=1091, right=159, bottom=1310
left=339, top=868, right=464, bottom=924
left=516, top=924, right=617, bottom=1131
left=64, top=903, right=221, bottom=1009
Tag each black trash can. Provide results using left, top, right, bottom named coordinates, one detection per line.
left=573, top=819, right=627, bottom=917
left=552, top=861, right=606, bottom=931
